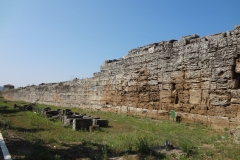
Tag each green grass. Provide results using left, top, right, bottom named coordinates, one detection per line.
left=0, top=94, right=240, bottom=159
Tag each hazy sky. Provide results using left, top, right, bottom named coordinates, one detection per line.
left=0, top=0, right=240, bottom=87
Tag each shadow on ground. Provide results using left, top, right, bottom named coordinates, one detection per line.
left=5, top=136, right=166, bottom=160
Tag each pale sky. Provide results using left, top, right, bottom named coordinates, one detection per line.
left=0, top=0, right=240, bottom=87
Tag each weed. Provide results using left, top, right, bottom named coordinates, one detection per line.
left=54, top=154, right=61, bottom=160
left=137, top=137, right=149, bottom=154
left=206, top=150, right=214, bottom=157
left=1, top=130, right=8, bottom=137
left=178, top=137, right=194, bottom=156
left=0, top=119, right=12, bottom=130
left=224, top=127, right=229, bottom=131
left=180, top=154, right=189, bottom=160
left=102, top=145, right=108, bottom=160
left=48, top=137, right=57, bottom=144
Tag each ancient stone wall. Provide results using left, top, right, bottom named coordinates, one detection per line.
left=3, top=25, right=240, bottom=129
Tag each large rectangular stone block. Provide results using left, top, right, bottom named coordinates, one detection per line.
left=160, top=90, right=172, bottom=103
left=231, top=89, right=240, bottom=98
left=189, top=89, right=202, bottom=104
left=170, top=71, right=184, bottom=83
left=201, top=90, right=209, bottom=105
left=208, top=116, right=229, bottom=130
left=178, top=90, right=189, bottom=103
left=210, top=92, right=230, bottom=106
left=161, top=103, right=174, bottom=111
left=72, top=119, right=93, bottom=131
left=162, top=83, right=174, bottom=90
left=185, top=70, right=201, bottom=79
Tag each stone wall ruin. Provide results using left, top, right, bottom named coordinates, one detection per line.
left=3, top=25, right=240, bottom=129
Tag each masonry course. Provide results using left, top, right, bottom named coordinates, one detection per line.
left=3, top=25, right=240, bottom=129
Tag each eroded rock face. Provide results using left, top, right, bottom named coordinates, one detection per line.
left=3, top=25, right=240, bottom=129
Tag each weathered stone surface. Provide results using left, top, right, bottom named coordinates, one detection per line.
left=72, top=119, right=93, bottom=131
left=3, top=25, right=240, bottom=130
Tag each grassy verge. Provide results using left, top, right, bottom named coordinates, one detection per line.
left=0, top=94, right=240, bottom=160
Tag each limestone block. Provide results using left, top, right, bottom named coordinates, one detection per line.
left=231, top=89, right=240, bottom=98
left=229, top=118, right=240, bottom=129
left=171, top=53, right=184, bottom=64
left=128, top=80, right=137, bottom=87
left=171, top=71, right=184, bottom=83
left=161, top=103, right=174, bottom=111
left=139, top=76, right=148, bottom=81
left=185, top=70, right=201, bottom=79
left=174, top=104, right=183, bottom=111
left=197, top=110, right=208, bottom=115
left=178, top=90, right=189, bottom=103
left=224, top=58, right=236, bottom=66
left=157, top=110, right=169, bottom=118
left=183, top=82, right=191, bottom=90
left=218, top=37, right=228, bottom=48
left=212, top=67, right=233, bottom=80
left=227, top=33, right=237, bottom=45
left=185, top=64, right=200, bottom=70
left=149, top=92, right=160, bottom=101
left=160, top=90, right=172, bottom=103
left=231, top=98, right=240, bottom=104
left=235, top=58, right=240, bottom=73
left=191, top=83, right=201, bottom=89
left=146, top=57, right=158, bottom=68
left=157, top=74, right=163, bottom=83
left=162, top=83, right=175, bottom=90
left=158, top=59, right=167, bottom=69
left=212, top=59, right=224, bottom=68
left=226, top=112, right=237, bottom=118
left=184, top=52, right=199, bottom=62
left=72, top=119, right=93, bottom=131
left=217, top=82, right=228, bottom=90
left=193, top=114, right=209, bottom=123
left=201, top=81, right=210, bottom=89
left=189, top=89, right=202, bottom=104
left=199, top=52, right=215, bottom=62
left=163, top=64, right=173, bottom=72
left=162, top=72, right=171, bottom=83
left=183, top=104, right=195, bottom=112
left=209, top=106, right=226, bottom=117
left=175, top=83, right=184, bottom=90
left=138, top=84, right=149, bottom=91
left=148, top=80, right=158, bottom=85
left=201, top=90, right=210, bottom=105
left=178, top=113, right=195, bottom=123
left=229, top=104, right=240, bottom=112
left=201, top=68, right=212, bottom=77
left=199, top=60, right=211, bottom=69
left=208, top=116, right=229, bottom=130
left=210, top=92, right=230, bottom=106
left=149, top=70, right=158, bottom=78
left=149, top=84, right=159, bottom=92
left=216, top=47, right=237, bottom=60
left=145, top=102, right=158, bottom=110
left=139, top=93, right=149, bottom=102
left=210, top=82, right=217, bottom=90
left=158, top=84, right=163, bottom=90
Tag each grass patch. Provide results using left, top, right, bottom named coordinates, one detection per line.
left=0, top=94, right=240, bottom=159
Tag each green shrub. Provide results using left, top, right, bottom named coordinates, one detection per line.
left=137, top=137, right=149, bottom=154
left=102, top=145, right=108, bottom=160
left=178, top=137, right=194, bottom=156
left=0, top=119, right=12, bottom=130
